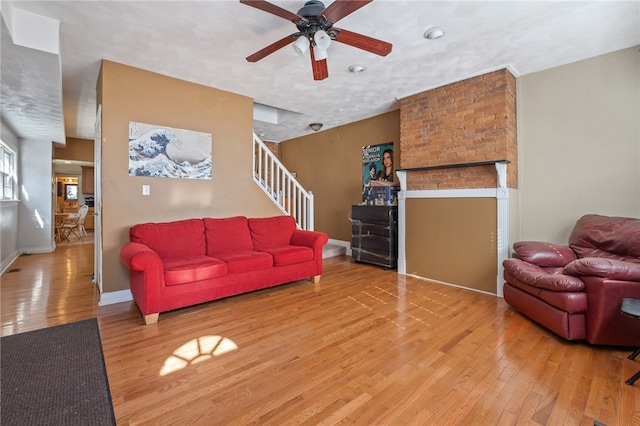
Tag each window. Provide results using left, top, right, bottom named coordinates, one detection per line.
left=0, top=141, right=17, bottom=200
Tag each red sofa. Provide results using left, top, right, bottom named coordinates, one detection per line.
left=120, top=215, right=328, bottom=324
left=503, top=214, right=640, bottom=346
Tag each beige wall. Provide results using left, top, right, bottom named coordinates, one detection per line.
left=99, top=60, right=280, bottom=294
left=280, top=111, right=400, bottom=242
left=517, top=46, right=640, bottom=243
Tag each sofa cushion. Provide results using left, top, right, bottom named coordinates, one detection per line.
left=216, top=250, right=273, bottom=274
left=131, top=219, right=205, bottom=259
left=260, top=245, right=314, bottom=266
left=569, top=214, right=640, bottom=261
left=503, top=258, right=585, bottom=292
left=248, top=216, right=296, bottom=250
left=162, top=256, right=228, bottom=286
left=204, top=217, right=253, bottom=256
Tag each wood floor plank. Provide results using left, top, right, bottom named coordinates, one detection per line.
left=2, top=246, right=639, bottom=425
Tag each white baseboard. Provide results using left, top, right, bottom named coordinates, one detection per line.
left=1, top=250, right=20, bottom=275
left=19, top=244, right=55, bottom=255
left=99, top=289, right=133, bottom=306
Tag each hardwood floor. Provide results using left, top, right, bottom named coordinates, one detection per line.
left=2, top=243, right=639, bottom=425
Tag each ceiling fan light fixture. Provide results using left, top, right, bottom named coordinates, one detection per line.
left=313, top=45, right=328, bottom=61
left=424, top=27, right=445, bottom=40
left=241, top=0, right=393, bottom=81
left=314, top=30, right=332, bottom=50
left=293, top=36, right=310, bottom=55
left=309, top=122, right=323, bottom=132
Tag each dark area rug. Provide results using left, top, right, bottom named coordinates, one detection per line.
left=1, top=318, right=116, bottom=425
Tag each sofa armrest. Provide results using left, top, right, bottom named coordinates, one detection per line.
left=513, top=241, right=576, bottom=267
left=120, top=242, right=163, bottom=272
left=564, top=257, right=640, bottom=281
left=120, top=242, right=165, bottom=318
left=290, top=229, right=329, bottom=252
left=291, top=229, right=329, bottom=277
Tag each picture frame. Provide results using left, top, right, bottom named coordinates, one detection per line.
left=65, top=184, right=78, bottom=200
left=128, top=121, right=212, bottom=179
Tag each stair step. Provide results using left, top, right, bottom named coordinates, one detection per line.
left=323, top=243, right=347, bottom=259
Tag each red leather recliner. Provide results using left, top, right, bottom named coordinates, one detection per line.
left=503, top=214, right=640, bottom=346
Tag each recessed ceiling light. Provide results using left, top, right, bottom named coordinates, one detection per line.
left=424, top=27, right=445, bottom=40
left=348, top=64, right=365, bottom=73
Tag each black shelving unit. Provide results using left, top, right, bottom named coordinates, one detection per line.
left=351, top=205, right=398, bottom=269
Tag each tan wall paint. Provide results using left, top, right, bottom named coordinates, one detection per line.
left=406, top=198, right=497, bottom=293
left=517, top=46, right=640, bottom=243
left=99, top=60, right=280, bottom=294
left=280, top=111, right=400, bottom=242
left=53, top=137, right=94, bottom=161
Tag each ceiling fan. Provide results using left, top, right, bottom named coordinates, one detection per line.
left=240, top=0, right=392, bottom=81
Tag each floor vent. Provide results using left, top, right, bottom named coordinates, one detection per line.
left=7, top=268, right=21, bottom=273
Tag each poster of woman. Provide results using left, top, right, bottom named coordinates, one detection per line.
left=362, top=142, right=394, bottom=185
left=361, top=142, right=397, bottom=205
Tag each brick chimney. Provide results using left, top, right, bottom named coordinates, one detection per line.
left=399, top=69, right=517, bottom=189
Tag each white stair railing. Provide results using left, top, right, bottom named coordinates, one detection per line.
left=253, top=133, right=314, bottom=230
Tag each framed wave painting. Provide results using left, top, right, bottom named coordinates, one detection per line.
left=128, top=121, right=212, bottom=179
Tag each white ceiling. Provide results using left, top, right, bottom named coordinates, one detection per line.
left=1, top=0, right=639, bottom=144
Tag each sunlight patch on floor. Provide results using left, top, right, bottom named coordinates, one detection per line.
left=160, top=335, right=238, bottom=376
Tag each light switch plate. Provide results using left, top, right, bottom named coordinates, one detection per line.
left=142, top=185, right=150, bottom=196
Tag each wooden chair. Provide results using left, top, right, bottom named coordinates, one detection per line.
left=77, top=208, right=89, bottom=237
left=621, top=298, right=640, bottom=386
left=54, top=213, right=66, bottom=242
left=60, top=205, right=89, bottom=243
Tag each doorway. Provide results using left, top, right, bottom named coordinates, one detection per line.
left=53, top=173, right=95, bottom=244
left=52, top=126, right=99, bottom=295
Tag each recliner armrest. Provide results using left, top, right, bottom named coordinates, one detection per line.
left=513, top=241, right=576, bottom=267
left=503, top=258, right=585, bottom=291
left=564, top=257, right=640, bottom=281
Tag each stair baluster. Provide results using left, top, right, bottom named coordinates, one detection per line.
left=253, top=133, right=314, bottom=230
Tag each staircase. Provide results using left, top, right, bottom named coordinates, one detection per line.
left=253, top=133, right=314, bottom=230
left=253, top=133, right=347, bottom=259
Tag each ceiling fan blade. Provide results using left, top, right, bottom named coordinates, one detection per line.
left=246, top=33, right=297, bottom=62
left=310, top=49, right=329, bottom=81
left=334, top=28, right=392, bottom=57
left=322, top=0, right=372, bottom=23
left=239, top=0, right=303, bottom=23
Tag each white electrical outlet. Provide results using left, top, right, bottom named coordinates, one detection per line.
left=142, top=185, right=150, bottom=196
